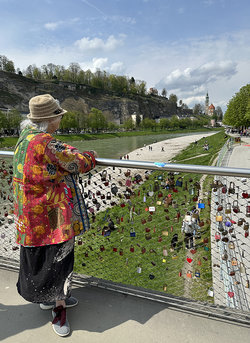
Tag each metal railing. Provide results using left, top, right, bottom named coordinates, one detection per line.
left=0, top=147, right=250, bottom=325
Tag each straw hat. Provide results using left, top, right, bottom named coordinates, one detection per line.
left=27, top=94, right=67, bottom=122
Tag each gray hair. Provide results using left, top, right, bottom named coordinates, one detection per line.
left=20, top=117, right=61, bottom=133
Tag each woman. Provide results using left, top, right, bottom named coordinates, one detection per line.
left=13, top=94, right=97, bottom=337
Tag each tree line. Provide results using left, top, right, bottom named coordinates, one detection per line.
left=223, top=84, right=250, bottom=128
left=0, top=106, right=210, bottom=136
left=0, top=55, right=188, bottom=107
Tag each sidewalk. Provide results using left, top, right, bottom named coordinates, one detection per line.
left=1, top=268, right=250, bottom=343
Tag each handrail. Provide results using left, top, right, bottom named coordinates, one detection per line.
left=1, top=150, right=250, bottom=178
left=96, top=158, right=250, bottom=178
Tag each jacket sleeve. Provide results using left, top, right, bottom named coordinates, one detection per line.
left=44, top=137, right=96, bottom=174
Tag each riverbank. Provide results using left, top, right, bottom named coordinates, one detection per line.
left=0, top=127, right=222, bottom=149
left=125, top=131, right=219, bottom=163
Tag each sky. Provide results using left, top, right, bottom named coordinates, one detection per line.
left=1, top=0, right=250, bottom=112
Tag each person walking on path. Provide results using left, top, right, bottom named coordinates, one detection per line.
left=13, top=94, right=97, bottom=337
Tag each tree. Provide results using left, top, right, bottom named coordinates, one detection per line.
left=87, top=108, right=107, bottom=132
left=0, top=55, right=15, bottom=72
left=193, top=103, right=204, bottom=115
left=159, top=118, right=170, bottom=130
left=215, top=106, right=223, bottom=121
left=169, top=94, right=178, bottom=105
left=223, top=84, right=250, bottom=127
left=60, top=112, right=78, bottom=131
left=0, top=111, right=8, bottom=129
left=135, top=113, right=141, bottom=127
left=162, top=88, right=167, bottom=97
left=7, top=109, right=22, bottom=129
left=123, top=118, right=134, bottom=130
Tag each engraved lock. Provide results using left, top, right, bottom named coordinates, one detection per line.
left=137, top=265, right=142, bottom=273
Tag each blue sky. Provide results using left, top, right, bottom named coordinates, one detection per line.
left=1, top=0, right=250, bottom=111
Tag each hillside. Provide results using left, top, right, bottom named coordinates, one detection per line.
left=0, top=71, right=187, bottom=123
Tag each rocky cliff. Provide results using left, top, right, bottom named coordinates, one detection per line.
left=0, top=71, right=182, bottom=123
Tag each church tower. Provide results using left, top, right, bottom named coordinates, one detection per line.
left=205, top=92, right=209, bottom=115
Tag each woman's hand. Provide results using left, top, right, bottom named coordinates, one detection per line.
left=89, top=150, right=98, bottom=158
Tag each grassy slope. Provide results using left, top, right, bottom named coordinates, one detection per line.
left=74, top=131, right=226, bottom=300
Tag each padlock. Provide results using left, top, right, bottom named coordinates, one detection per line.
left=228, top=241, right=235, bottom=249
left=231, top=257, right=237, bottom=266
left=207, top=287, right=214, bottom=297
left=130, top=228, right=136, bottom=237
left=130, top=245, right=134, bottom=252
left=243, top=222, right=249, bottom=231
left=238, top=218, right=245, bottom=226
left=163, top=246, right=168, bottom=256
left=225, top=203, right=231, bottom=214
left=232, top=200, right=239, bottom=213
left=195, top=270, right=200, bottom=278
left=246, top=205, right=250, bottom=218
left=215, top=232, right=221, bottom=242
left=163, top=284, right=167, bottom=291
left=240, top=262, right=246, bottom=273
left=186, top=270, right=192, bottom=278
left=137, top=265, right=142, bottom=273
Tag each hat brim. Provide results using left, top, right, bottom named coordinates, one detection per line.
left=27, top=108, right=67, bottom=122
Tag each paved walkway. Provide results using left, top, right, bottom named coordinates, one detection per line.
left=1, top=268, right=250, bottom=343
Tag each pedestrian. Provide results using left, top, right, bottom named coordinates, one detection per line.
left=13, top=94, right=97, bottom=337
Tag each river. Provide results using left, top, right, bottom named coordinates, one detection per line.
left=72, top=132, right=208, bottom=159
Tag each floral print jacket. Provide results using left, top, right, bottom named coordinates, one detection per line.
left=13, top=126, right=96, bottom=247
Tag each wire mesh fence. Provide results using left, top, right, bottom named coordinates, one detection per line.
left=0, top=148, right=250, bottom=316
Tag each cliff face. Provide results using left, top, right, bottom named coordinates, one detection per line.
left=0, top=71, right=178, bottom=123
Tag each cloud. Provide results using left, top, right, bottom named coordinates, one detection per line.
left=156, top=60, right=237, bottom=93
left=44, top=21, right=64, bottom=31
left=110, top=61, right=125, bottom=74
left=80, top=58, right=125, bottom=74
left=75, top=35, right=125, bottom=52
left=44, top=18, right=80, bottom=31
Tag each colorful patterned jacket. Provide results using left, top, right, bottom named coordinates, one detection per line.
left=13, top=126, right=96, bottom=247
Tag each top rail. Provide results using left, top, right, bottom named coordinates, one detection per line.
left=1, top=151, right=250, bottom=178
left=96, top=158, right=250, bottom=178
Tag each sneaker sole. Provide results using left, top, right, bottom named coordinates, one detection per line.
left=40, top=299, right=78, bottom=310
left=52, top=324, right=71, bottom=337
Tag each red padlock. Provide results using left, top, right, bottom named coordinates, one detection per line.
left=130, top=245, right=134, bottom=252
left=179, top=270, right=182, bottom=277
left=113, top=247, right=117, bottom=252
left=158, top=236, right=162, bottom=242
left=245, top=230, right=249, bottom=238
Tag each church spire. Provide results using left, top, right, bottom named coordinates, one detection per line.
left=205, top=92, right=209, bottom=115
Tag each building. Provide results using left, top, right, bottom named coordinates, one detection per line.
left=208, top=104, right=215, bottom=117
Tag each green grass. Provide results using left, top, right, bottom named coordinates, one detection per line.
left=74, top=131, right=226, bottom=300
left=0, top=127, right=222, bottom=148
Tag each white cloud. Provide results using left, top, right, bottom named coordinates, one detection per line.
left=110, top=61, right=125, bottom=74
left=75, top=35, right=125, bottom=52
left=157, top=61, right=237, bottom=92
left=44, top=21, right=63, bottom=31
left=79, top=58, right=125, bottom=74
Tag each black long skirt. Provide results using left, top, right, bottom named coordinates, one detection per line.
left=17, top=238, right=74, bottom=303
